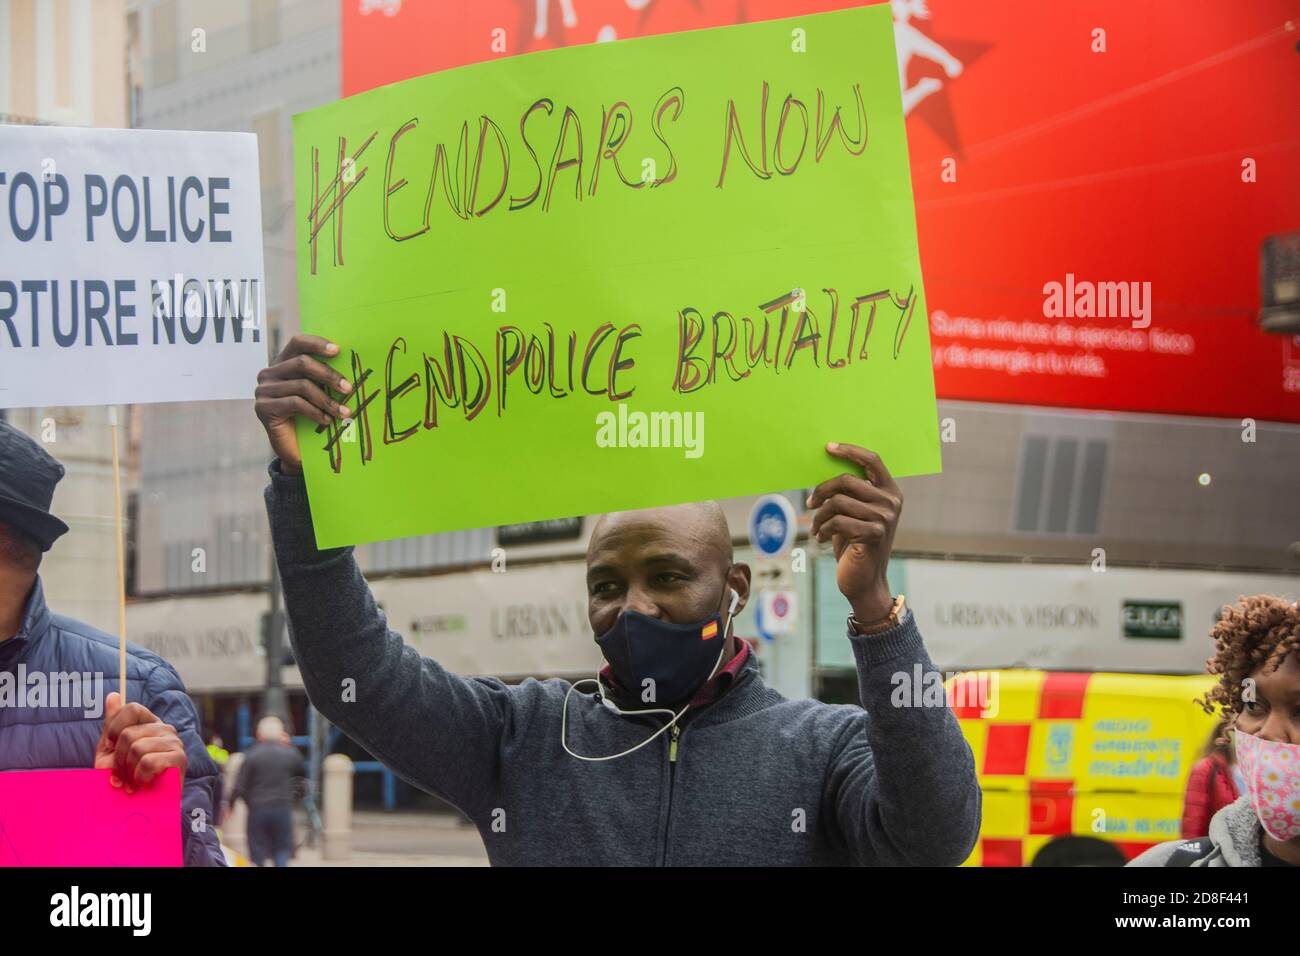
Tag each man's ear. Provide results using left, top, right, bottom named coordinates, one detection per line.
left=727, top=562, right=752, bottom=616
left=0, top=522, right=42, bottom=573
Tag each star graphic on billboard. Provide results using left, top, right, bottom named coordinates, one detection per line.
left=511, top=0, right=716, bottom=49
left=896, top=13, right=993, bottom=156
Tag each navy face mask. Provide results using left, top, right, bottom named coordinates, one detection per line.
left=595, top=585, right=735, bottom=709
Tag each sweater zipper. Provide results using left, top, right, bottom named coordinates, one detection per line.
left=661, top=723, right=681, bottom=866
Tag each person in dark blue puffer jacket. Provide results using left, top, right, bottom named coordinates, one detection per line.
left=0, top=421, right=225, bottom=866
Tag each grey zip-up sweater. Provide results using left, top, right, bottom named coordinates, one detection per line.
left=1128, top=795, right=1268, bottom=867
left=265, top=464, right=981, bottom=866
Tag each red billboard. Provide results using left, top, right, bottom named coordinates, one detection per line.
left=341, top=0, right=1300, bottom=422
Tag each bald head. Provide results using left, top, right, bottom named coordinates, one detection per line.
left=589, top=500, right=733, bottom=567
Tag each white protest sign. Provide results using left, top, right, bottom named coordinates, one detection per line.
left=0, top=126, right=266, bottom=408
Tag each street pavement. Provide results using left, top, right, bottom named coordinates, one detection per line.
left=223, top=810, right=490, bottom=867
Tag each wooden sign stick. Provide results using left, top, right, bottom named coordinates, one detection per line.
left=108, top=407, right=127, bottom=703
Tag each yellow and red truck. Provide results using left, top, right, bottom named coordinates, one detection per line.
left=946, top=669, right=1219, bottom=866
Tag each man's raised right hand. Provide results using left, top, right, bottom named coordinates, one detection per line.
left=254, top=334, right=352, bottom=474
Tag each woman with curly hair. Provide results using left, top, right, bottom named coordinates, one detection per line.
left=1130, top=594, right=1300, bottom=867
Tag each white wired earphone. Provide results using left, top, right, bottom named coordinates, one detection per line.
left=561, top=588, right=741, bottom=762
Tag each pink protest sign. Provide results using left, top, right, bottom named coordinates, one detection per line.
left=0, top=767, right=182, bottom=866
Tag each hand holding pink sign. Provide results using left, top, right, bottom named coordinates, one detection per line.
left=93, top=692, right=190, bottom=793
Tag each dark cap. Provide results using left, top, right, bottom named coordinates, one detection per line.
left=0, top=420, right=70, bottom=552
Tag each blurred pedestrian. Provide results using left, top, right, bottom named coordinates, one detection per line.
left=1180, top=718, right=1241, bottom=838
left=1130, top=595, right=1300, bottom=867
left=230, top=715, right=307, bottom=867
left=206, top=731, right=229, bottom=811
left=206, top=731, right=230, bottom=767
left=0, top=421, right=225, bottom=866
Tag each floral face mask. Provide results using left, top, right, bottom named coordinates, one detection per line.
left=1234, top=729, right=1300, bottom=842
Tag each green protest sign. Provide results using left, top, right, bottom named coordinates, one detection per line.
left=292, top=4, right=939, bottom=548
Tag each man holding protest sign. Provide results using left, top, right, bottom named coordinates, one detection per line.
left=0, top=422, right=225, bottom=866
left=256, top=333, right=980, bottom=866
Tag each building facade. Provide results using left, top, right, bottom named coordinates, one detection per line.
left=1, top=0, right=128, bottom=633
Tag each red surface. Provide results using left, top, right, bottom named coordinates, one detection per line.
left=947, top=671, right=991, bottom=718
left=1038, top=672, right=1091, bottom=720
left=1028, top=779, right=1075, bottom=835
left=341, top=0, right=1300, bottom=421
left=981, top=837, right=1023, bottom=867
left=983, top=721, right=1031, bottom=775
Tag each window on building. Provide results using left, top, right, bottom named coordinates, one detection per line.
left=125, top=491, right=139, bottom=596
left=127, top=10, right=143, bottom=126
left=251, top=0, right=280, bottom=52
left=1013, top=435, right=1108, bottom=536
left=251, top=108, right=283, bottom=210
left=151, top=1, right=179, bottom=87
